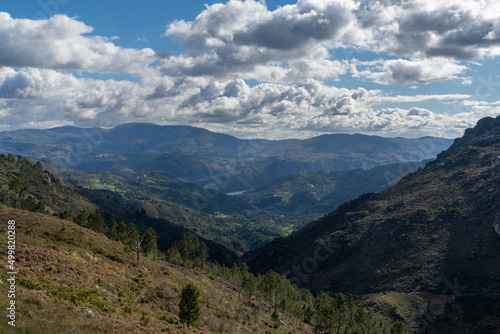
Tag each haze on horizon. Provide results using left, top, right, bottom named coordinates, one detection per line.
left=1, top=0, right=500, bottom=140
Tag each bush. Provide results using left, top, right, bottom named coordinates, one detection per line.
left=124, top=304, right=133, bottom=314
left=159, top=314, right=178, bottom=324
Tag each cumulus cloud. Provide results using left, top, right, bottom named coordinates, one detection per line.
left=0, top=12, right=156, bottom=73
left=362, top=0, right=500, bottom=59
left=161, top=0, right=500, bottom=81
left=162, top=0, right=360, bottom=79
left=0, top=66, right=484, bottom=139
left=351, top=58, right=468, bottom=85
left=0, top=2, right=499, bottom=140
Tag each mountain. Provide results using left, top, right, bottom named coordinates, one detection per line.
left=0, top=123, right=453, bottom=191
left=0, top=202, right=404, bottom=333
left=34, top=162, right=287, bottom=253
left=241, top=116, right=500, bottom=332
left=241, top=160, right=428, bottom=228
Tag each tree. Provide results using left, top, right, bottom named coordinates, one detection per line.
left=179, top=232, right=208, bottom=267
left=34, top=161, right=43, bottom=172
left=8, top=177, right=24, bottom=208
left=313, top=291, right=331, bottom=334
left=122, top=222, right=140, bottom=251
left=262, top=270, right=284, bottom=314
left=193, top=238, right=208, bottom=267
left=167, top=242, right=182, bottom=266
left=333, top=293, right=347, bottom=334
left=271, top=310, right=280, bottom=328
left=87, top=213, right=108, bottom=234
left=178, top=283, right=201, bottom=328
left=179, top=232, right=197, bottom=266
left=108, top=219, right=119, bottom=241
left=390, top=321, right=410, bottom=334
left=141, top=227, right=158, bottom=256
left=242, top=272, right=256, bottom=305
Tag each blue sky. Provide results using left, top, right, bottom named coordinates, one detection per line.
left=0, top=0, right=499, bottom=139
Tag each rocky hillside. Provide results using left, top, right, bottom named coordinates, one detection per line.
left=242, top=116, right=500, bottom=332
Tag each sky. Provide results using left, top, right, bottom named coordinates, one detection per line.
left=0, top=0, right=500, bottom=139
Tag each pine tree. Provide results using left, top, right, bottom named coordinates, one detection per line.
left=108, top=219, right=119, bottom=241
left=179, top=232, right=197, bottom=266
left=334, top=293, right=347, bottom=334
left=8, top=177, right=24, bottom=208
left=178, top=283, right=201, bottom=328
left=271, top=310, right=280, bottom=328
left=193, top=238, right=208, bottom=267
left=390, top=321, right=410, bottom=334
left=141, top=227, right=158, bottom=256
left=262, top=270, right=284, bottom=314
left=124, top=222, right=140, bottom=251
left=179, top=232, right=208, bottom=267
left=242, top=272, right=256, bottom=305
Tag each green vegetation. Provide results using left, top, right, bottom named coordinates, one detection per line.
left=0, top=154, right=94, bottom=214
left=178, top=232, right=208, bottom=267
left=0, top=154, right=237, bottom=265
left=178, top=283, right=201, bottom=327
left=2, top=118, right=500, bottom=333
left=49, top=165, right=286, bottom=252
left=44, top=157, right=427, bottom=253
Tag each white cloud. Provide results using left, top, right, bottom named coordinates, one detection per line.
left=351, top=58, right=468, bottom=85
left=0, top=3, right=499, bottom=140
left=0, top=12, right=156, bottom=73
left=0, top=66, right=490, bottom=139
left=362, top=0, right=500, bottom=60
left=161, top=0, right=500, bottom=82
left=162, top=0, right=361, bottom=79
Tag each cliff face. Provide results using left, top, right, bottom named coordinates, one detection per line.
left=242, top=116, right=500, bottom=296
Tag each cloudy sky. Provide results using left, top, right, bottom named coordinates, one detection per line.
left=1, top=0, right=500, bottom=139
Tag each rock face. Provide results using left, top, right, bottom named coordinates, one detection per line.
left=242, top=116, right=500, bottom=296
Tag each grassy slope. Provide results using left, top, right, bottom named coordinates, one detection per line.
left=0, top=206, right=311, bottom=333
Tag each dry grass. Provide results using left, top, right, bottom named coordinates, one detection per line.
left=0, top=206, right=311, bottom=333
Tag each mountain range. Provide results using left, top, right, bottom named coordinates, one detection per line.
left=0, top=123, right=452, bottom=191
left=0, top=123, right=452, bottom=253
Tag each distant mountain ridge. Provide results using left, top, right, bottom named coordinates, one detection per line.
left=0, top=123, right=453, bottom=191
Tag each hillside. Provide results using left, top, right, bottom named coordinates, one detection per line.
left=0, top=206, right=405, bottom=333
left=38, top=158, right=428, bottom=252
left=0, top=154, right=237, bottom=265
left=0, top=206, right=297, bottom=333
left=242, top=117, right=500, bottom=332
left=0, top=123, right=452, bottom=191
left=0, top=153, right=95, bottom=215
